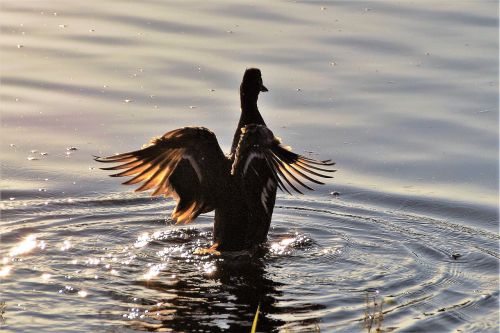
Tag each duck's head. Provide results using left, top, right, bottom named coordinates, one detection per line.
left=240, top=68, right=268, bottom=99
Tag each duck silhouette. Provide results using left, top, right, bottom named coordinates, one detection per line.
left=96, top=68, right=335, bottom=253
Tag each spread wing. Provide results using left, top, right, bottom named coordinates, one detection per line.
left=95, top=127, right=229, bottom=224
left=231, top=124, right=336, bottom=216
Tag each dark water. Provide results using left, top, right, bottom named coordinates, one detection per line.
left=1, top=1, right=498, bottom=332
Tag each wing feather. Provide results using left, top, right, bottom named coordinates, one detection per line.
left=96, top=127, right=228, bottom=223
left=268, top=155, right=303, bottom=194
left=263, top=154, right=287, bottom=193
left=100, top=159, right=143, bottom=171
left=272, top=155, right=313, bottom=191
left=109, top=155, right=159, bottom=178
left=121, top=156, right=164, bottom=185
left=134, top=158, right=175, bottom=192
left=293, top=160, right=335, bottom=177
left=232, top=124, right=336, bottom=196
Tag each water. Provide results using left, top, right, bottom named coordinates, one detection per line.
left=1, top=1, right=498, bottom=332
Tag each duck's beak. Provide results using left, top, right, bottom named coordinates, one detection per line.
left=260, top=84, right=268, bottom=92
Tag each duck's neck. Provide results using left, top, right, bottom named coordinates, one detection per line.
left=231, top=93, right=266, bottom=155
left=240, top=94, right=265, bottom=125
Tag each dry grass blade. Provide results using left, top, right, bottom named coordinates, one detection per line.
left=251, top=303, right=260, bottom=333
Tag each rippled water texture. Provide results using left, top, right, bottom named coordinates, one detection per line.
left=1, top=1, right=498, bottom=332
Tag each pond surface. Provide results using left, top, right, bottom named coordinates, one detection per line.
left=1, top=1, right=498, bottom=332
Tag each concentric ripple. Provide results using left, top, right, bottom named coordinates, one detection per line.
left=0, top=190, right=498, bottom=332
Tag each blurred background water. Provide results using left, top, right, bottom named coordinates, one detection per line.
left=0, top=1, right=498, bottom=332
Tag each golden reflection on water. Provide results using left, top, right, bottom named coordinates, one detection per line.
left=200, top=261, right=216, bottom=275
left=269, top=233, right=312, bottom=255
left=60, top=239, right=71, bottom=251
left=143, top=263, right=167, bottom=280
left=269, top=237, right=295, bottom=255
left=0, top=266, right=12, bottom=277
left=8, top=234, right=38, bottom=257
left=134, top=232, right=151, bottom=248
left=41, top=273, right=52, bottom=281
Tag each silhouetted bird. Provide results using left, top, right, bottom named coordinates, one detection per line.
left=96, top=68, right=335, bottom=253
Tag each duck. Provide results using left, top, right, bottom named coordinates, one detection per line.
left=95, top=68, right=335, bottom=253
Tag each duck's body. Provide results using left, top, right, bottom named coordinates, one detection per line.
left=96, top=68, right=335, bottom=252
